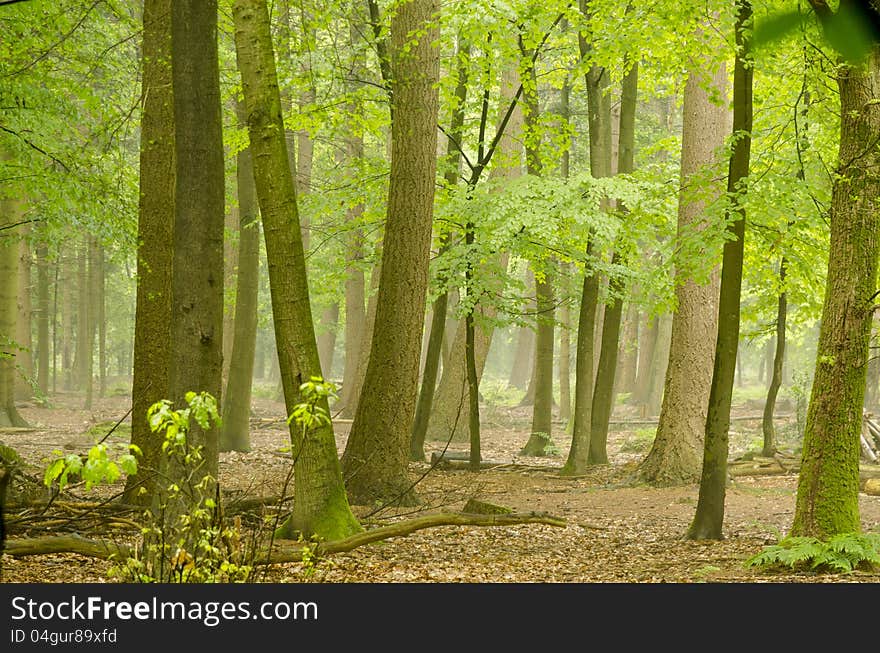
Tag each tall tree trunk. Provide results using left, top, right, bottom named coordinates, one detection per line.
left=83, top=237, right=100, bottom=410
left=15, top=230, right=32, bottom=401
left=589, top=57, right=639, bottom=464
left=410, top=35, right=470, bottom=461
left=220, top=101, right=261, bottom=453
left=639, top=35, right=727, bottom=486
left=96, top=243, right=105, bottom=398
left=558, top=78, right=573, bottom=424
left=166, top=0, right=225, bottom=482
left=791, top=45, right=880, bottom=539
left=61, top=252, right=73, bottom=392
left=618, top=303, right=639, bottom=396
left=339, top=112, right=366, bottom=418
left=562, top=0, right=610, bottom=474
left=0, top=193, right=28, bottom=427
left=341, top=0, right=440, bottom=507
left=123, top=0, right=174, bottom=505
left=233, top=0, right=361, bottom=539
left=316, top=304, right=339, bottom=379
left=36, top=242, right=49, bottom=398
left=74, top=240, right=89, bottom=394
left=762, top=258, right=787, bottom=456
left=688, top=0, right=752, bottom=540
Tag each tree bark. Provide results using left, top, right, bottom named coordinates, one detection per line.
left=639, top=34, right=727, bottom=487
left=763, top=258, right=787, bottom=456
left=220, top=101, right=261, bottom=453
left=342, top=0, right=441, bottom=506
left=0, top=193, right=28, bottom=427
left=589, top=57, right=638, bottom=464
left=688, top=0, right=752, bottom=540
left=233, top=0, right=361, bottom=539
left=15, top=229, right=32, bottom=402
left=123, top=0, right=174, bottom=506
left=792, top=45, right=880, bottom=539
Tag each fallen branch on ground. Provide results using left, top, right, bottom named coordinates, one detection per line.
left=3, top=511, right=566, bottom=566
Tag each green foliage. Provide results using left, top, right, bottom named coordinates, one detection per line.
left=113, top=391, right=255, bottom=583
left=43, top=443, right=141, bottom=493
left=745, top=533, right=880, bottom=574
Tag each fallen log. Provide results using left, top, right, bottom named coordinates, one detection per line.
left=3, top=511, right=567, bottom=566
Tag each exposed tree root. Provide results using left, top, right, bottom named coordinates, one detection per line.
left=3, top=511, right=567, bottom=565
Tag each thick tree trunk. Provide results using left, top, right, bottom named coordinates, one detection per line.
left=792, top=49, right=880, bottom=539
left=639, top=42, right=727, bottom=486
left=220, top=103, right=261, bottom=453
left=0, top=194, right=28, bottom=427
left=155, top=0, right=227, bottom=561
left=123, top=0, right=174, bottom=506
left=688, top=0, right=752, bottom=540
left=233, top=0, right=361, bottom=539
left=342, top=0, right=440, bottom=507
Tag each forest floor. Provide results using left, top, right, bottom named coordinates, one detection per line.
left=3, top=388, right=880, bottom=584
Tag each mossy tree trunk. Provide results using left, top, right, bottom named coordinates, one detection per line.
left=791, top=45, right=880, bottom=539
left=688, top=0, right=753, bottom=540
left=341, top=0, right=440, bottom=507
left=233, top=0, right=361, bottom=539
left=124, top=0, right=174, bottom=506
left=15, top=230, right=32, bottom=402
left=220, top=100, right=261, bottom=453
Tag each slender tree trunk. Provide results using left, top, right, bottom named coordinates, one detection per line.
left=589, top=57, right=638, bottom=464
left=220, top=101, right=261, bottom=453
left=410, top=35, right=470, bottom=461
left=341, top=0, right=441, bottom=507
left=74, top=240, right=88, bottom=394
left=688, top=0, right=752, bottom=539
left=639, top=33, right=727, bottom=487
left=618, top=303, right=639, bottom=396
left=123, top=0, right=174, bottom=505
left=563, top=0, right=610, bottom=474
left=61, top=252, right=73, bottom=392
left=763, top=258, right=787, bottom=456
left=36, top=242, right=49, bottom=398
left=791, top=46, right=880, bottom=539
left=15, top=230, right=32, bottom=401
left=233, top=0, right=361, bottom=539
left=84, top=237, right=100, bottom=410
left=522, top=42, right=556, bottom=456
left=339, top=126, right=366, bottom=417
left=96, top=244, right=105, bottom=398
left=316, top=304, right=339, bottom=378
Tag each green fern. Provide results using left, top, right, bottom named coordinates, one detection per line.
left=745, top=533, right=880, bottom=574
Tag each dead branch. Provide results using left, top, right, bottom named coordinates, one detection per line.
left=2, top=511, right=566, bottom=566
